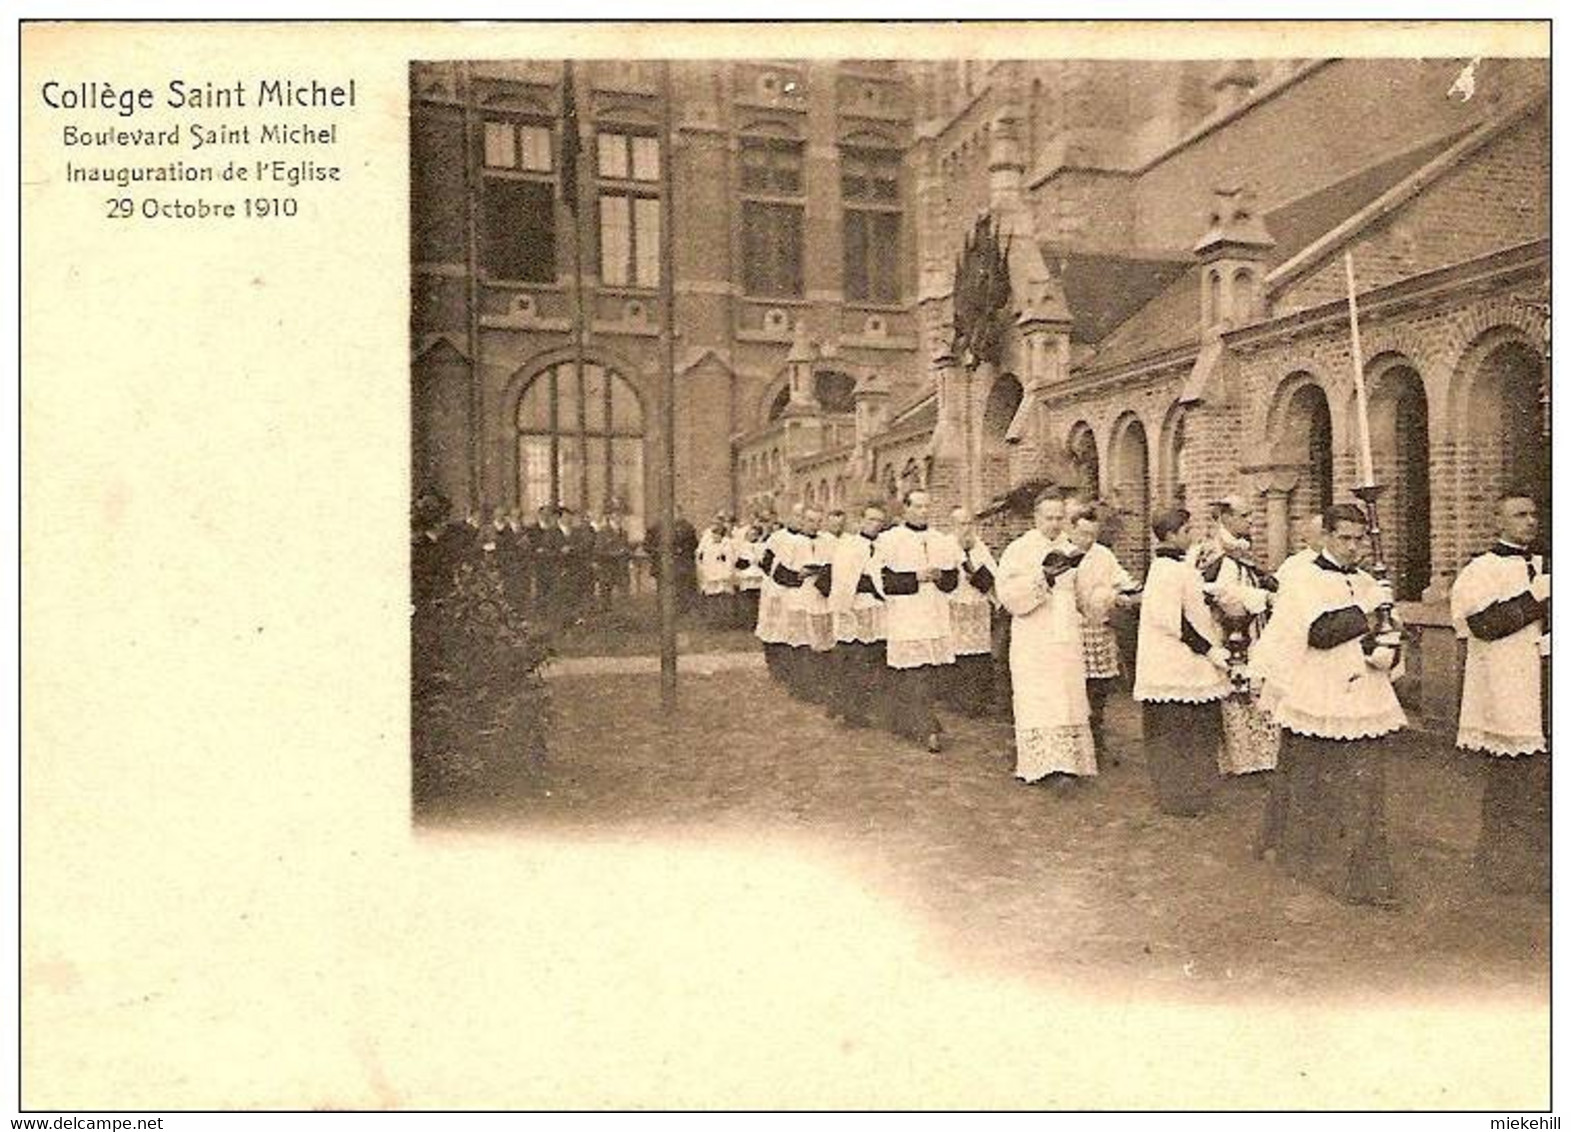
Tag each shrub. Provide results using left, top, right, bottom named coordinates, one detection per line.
left=412, top=548, right=553, bottom=804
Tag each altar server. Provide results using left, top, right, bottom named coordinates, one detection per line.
left=1133, top=508, right=1231, bottom=816
left=828, top=503, right=889, bottom=729
left=876, top=489, right=960, bottom=752
left=1259, top=503, right=1404, bottom=906
left=1451, top=492, right=1550, bottom=895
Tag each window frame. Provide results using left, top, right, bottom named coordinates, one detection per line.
left=516, top=362, right=646, bottom=531
left=738, top=134, right=806, bottom=299
left=840, top=144, right=903, bottom=305
left=595, top=127, right=663, bottom=290
left=479, top=111, right=560, bottom=285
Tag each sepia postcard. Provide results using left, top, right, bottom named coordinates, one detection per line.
left=18, top=18, right=1555, bottom=1115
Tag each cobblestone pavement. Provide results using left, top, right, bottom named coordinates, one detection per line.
left=421, top=652, right=1548, bottom=1007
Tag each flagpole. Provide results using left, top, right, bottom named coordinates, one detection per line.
left=459, top=62, right=482, bottom=517
left=563, top=61, right=589, bottom=517
left=658, top=61, right=678, bottom=711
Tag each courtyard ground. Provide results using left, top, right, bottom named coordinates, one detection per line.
left=419, top=641, right=1548, bottom=1008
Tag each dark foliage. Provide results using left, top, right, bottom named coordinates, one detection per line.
left=412, top=548, right=553, bottom=804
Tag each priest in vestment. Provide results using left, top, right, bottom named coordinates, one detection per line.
left=827, top=502, right=888, bottom=729
left=731, top=514, right=766, bottom=630
left=1133, top=508, right=1230, bottom=815
left=1253, top=514, right=1323, bottom=701
left=1191, top=496, right=1281, bottom=776
left=754, top=513, right=793, bottom=684
left=1070, top=505, right=1139, bottom=761
left=941, top=507, right=998, bottom=717
left=1451, top=492, right=1550, bottom=895
left=876, top=489, right=960, bottom=752
left=696, top=513, right=736, bottom=628
left=772, top=505, right=821, bottom=699
left=997, top=490, right=1098, bottom=784
left=1260, top=503, right=1404, bottom=906
left=798, top=507, right=841, bottom=704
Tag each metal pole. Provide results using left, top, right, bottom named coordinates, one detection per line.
left=459, top=62, right=483, bottom=517
left=571, top=107, right=589, bottom=514
left=658, top=61, right=679, bottom=709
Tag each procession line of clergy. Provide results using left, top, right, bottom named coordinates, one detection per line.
left=1138, top=490, right=1548, bottom=903
left=750, top=484, right=1547, bottom=904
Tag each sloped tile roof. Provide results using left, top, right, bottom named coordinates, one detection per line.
left=1037, top=248, right=1192, bottom=345
left=1076, top=128, right=1466, bottom=375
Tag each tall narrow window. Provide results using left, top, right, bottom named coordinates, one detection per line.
left=740, top=136, right=805, bottom=298
left=596, top=130, right=662, bottom=288
left=841, top=146, right=902, bottom=304
left=481, top=118, right=558, bottom=283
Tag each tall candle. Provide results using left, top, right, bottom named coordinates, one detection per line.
left=1344, top=252, right=1376, bottom=488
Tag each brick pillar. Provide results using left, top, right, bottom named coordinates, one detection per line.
left=928, top=342, right=969, bottom=518
left=1263, top=485, right=1293, bottom=569
left=1424, top=437, right=1460, bottom=603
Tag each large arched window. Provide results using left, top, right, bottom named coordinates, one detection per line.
left=516, top=361, right=645, bottom=535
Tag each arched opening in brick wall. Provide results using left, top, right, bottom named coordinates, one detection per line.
left=1109, top=414, right=1151, bottom=575
left=1157, top=402, right=1190, bottom=512
left=413, top=340, right=472, bottom=515
left=1271, top=378, right=1334, bottom=537
left=1465, top=338, right=1550, bottom=556
left=1231, top=267, right=1256, bottom=323
left=980, top=373, right=1025, bottom=506
left=1067, top=420, right=1100, bottom=498
left=1367, top=362, right=1432, bottom=601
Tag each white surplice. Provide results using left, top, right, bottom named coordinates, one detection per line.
left=1133, top=551, right=1229, bottom=705
left=875, top=523, right=960, bottom=669
left=997, top=529, right=1097, bottom=779
left=1451, top=547, right=1547, bottom=756
left=948, top=535, right=997, bottom=657
left=754, top=527, right=791, bottom=644
left=829, top=531, right=885, bottom=644
left=732, top=525, right=764, bottom=593
left=696, top=530, right=735, bottom=595
left=1074, top=541, right=1132, bottom=679
left=1264, top=557, right=1406, bottom=741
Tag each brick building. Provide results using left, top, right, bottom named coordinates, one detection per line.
left=410, top=59, right=924, bottom=539
left=410, top=57, right=1548, bottom=724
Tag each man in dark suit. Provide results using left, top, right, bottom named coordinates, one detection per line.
left=594, top=513, right=632, bottom=607
left=672, top=507, right=700, bottom=615
left=530, top=505, right=563, bottom=616
left=412, top=494, right=465, bottom=607
left=563, top=508, right=598, bottom=622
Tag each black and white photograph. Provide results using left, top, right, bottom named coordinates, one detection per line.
left=18, top=18, right=1556, bottom=1115
left=408, top=44, right=1550, bottom=1105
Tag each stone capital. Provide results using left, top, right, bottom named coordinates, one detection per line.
left=1240, top=462, right=1301, bottom=496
